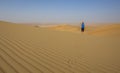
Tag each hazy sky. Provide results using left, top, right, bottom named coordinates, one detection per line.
left=0, top=0, right=120, bottom=23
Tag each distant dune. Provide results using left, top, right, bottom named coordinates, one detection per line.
left=0, top=21, right=120, bottom=73
left=45, top=24, right=80, bottom=32
left=0, top=21, right=15, bottom=24
left=43, top=23, right=120, bottom=37
left=87, top=24, right=120, bottom=37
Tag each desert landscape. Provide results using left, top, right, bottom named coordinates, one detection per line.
left=0, top=21, right=120, bottom=73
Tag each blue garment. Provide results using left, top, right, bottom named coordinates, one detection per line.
left=81, top=22, right=85, bottom=29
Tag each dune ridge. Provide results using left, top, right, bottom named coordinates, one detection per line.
left=45, top=24, right=80, bottom=32
left=87, top=24, right=120, bottom=37
left=44, top=23, right=120, bottom=37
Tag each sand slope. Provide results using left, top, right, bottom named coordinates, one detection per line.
left=88, top=24, right=120, bottom=37
left=46, top=24, right=120, bottom=37
left=0, top=21, right=120, bottom=73
left=46, top=24, right=80, bottom=32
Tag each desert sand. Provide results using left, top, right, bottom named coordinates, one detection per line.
left=0, top=21, right=120, bottom=73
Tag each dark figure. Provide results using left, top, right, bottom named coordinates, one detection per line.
left=81, top=22, right=85, bottom=32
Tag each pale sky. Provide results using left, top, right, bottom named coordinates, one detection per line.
left=0, top=0, right=120, bottom=23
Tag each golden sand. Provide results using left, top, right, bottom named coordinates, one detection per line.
left=0, top=21, right=120, bottom=73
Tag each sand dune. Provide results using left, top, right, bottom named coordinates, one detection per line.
left=45, top=23, right=120, bottom=37
left=45, top=24, right=80, bottom=32
left=0, top=21, right=120, bottom=73
left=88, top=24, right=120, bottom=37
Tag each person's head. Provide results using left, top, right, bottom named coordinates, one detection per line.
left=81, top=21, right=84, bottom=24
left=82, top=21, right=84, bottom=25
